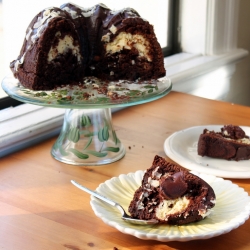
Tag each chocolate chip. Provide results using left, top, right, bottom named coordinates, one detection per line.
left=160, top=171, right=188, bottom=200
left=221, top=125, right=245, bottom=139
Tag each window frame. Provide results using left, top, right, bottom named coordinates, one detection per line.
left=0, top=96, right=22, bottom=109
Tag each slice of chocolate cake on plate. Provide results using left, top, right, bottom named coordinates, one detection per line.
left=128, top=155, right=216, bottom=225
left=198, top=125, right=250, bottom=161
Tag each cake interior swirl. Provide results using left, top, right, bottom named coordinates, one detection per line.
left=10, top=3, right=166, bottom=90
left=128, top=155, right=216, bottom=225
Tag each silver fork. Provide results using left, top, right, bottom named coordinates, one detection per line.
left=71, top=180, right=158, bottom=225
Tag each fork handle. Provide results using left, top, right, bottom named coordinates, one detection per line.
left=71, top=180, right=117, bottom=207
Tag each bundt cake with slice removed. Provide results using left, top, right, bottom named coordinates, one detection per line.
left=10, top=3, right=166, bottom=90
left=128, top=155, right=216, bottom=225
left=198, top=125, right=250, bottom=161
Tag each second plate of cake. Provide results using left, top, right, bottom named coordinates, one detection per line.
left=164, top=125, right=250, bottom=179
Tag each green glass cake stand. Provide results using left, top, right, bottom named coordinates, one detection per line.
left=2, top=75, right=172, bottom=166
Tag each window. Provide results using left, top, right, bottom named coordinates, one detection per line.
left=0, top=0, right=175, bottom=108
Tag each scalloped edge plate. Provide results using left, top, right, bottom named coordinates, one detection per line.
left=90, top=170, right=250, bottom=242
left=164, top=125, right=250, bottom=179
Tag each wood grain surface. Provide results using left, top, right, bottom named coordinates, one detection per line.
left=1, top=91, right=250, bottom=250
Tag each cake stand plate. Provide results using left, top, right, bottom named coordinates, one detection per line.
left=2, top=75, right=172, bottom=166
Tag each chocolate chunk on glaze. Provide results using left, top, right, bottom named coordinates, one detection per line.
left=160, top=171, right=188, bottom=200
left=221, top=124, right=247, bottom=139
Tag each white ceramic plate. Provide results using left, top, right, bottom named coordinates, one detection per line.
left=90, top=170, right=250, bottom=242
left=164, top=125, right=250, bottom=179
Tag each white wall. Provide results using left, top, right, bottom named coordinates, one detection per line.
left=226, top=0, right=250, bottom=106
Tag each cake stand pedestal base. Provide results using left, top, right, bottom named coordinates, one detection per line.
left=51, top=108, right=125, bottom=166
left=2, top=75, right=171, bottom=166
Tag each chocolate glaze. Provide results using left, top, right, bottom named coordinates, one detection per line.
left=102, top=7, right=140, bottom=30
left=84, top=4, right=111, bottom=64
left=10, top=7, right=71, bottom=72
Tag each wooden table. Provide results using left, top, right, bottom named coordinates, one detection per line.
left=1, top=91, right=250, bottom=250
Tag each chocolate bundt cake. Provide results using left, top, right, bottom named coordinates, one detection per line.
left=128, top=155, right=216, bottom=225
left=198, top=125, right=250, bottom=161
left=10, top=3, right=166, bottom=90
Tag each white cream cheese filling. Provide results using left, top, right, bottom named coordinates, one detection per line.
left=225, top=136, right=250, bottom=144
left=104, top=32, right=152, bottom=62
left=198, top=207, right=212, bottom=218
left=206, top=130, right=250, bottom=144
left=238, top=138, right=250, bottom=144
left=47, top=35, right=81, bottom=62
left=155, top=196, right=190, bottom=220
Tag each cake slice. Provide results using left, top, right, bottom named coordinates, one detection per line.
left=128, top=155, right=216, bottom=225
left=198, top=125, right=250, bottom=161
